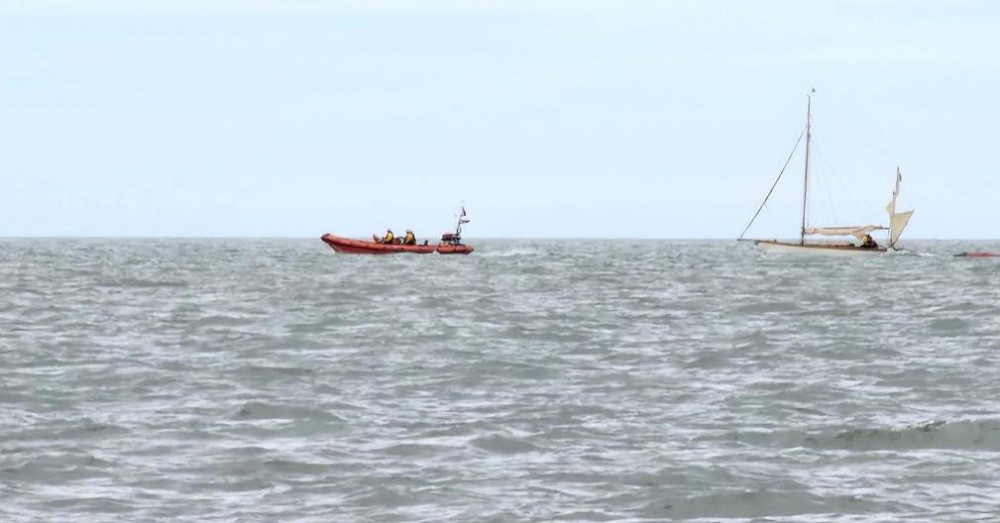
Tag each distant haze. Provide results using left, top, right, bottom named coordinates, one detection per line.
left=2, top=0, right=997, bottom=238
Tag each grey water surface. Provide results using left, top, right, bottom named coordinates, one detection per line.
left=2, top=238, right=1000, bottom=522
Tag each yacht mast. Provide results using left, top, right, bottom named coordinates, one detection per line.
left=800, top=90, right=814, bottom=245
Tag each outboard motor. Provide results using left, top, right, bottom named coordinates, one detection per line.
left=441, top=207, right=470, bottom=245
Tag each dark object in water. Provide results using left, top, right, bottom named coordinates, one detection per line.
left=954, top=251, right=1000, bottom=258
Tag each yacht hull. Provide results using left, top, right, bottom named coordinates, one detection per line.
left=754, top=240, right=888, bottom=256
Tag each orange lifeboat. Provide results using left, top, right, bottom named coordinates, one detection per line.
left=320, top=234, right=473, bottom=255
left=321, top=207, right=474, bottom=255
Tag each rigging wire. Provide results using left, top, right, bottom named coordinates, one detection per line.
left=811, top=140, right=846, bottom=225
left=812, top=126, right=880, bottom=215
left=816, top=151, right=839, bottom=225
left=738, top=128, right=806, bottom=240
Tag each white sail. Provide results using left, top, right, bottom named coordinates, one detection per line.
left=885, top=168, right=914, bottom=247
left=886, top=168, right=901, bottom=215
left=889, top=210, right=913, bottom=246
left=804, top=225, right=886, bottom=241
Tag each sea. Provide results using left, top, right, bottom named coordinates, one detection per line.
left=2, top=238, right=999, bottom=522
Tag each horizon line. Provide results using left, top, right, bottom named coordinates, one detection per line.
left=1, top=236, right=996, bottom=241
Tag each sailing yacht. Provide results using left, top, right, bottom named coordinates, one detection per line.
left=739, top=92, right=914, bottom=255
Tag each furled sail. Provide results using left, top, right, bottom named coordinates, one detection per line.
left=885, top=168, right=914, bottom=247
left=804, top=225, right=886, bottom=241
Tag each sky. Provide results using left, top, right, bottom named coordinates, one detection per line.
left=1, top=0, right=998, bottom=238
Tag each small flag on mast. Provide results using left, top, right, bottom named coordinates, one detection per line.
left=459, top=206, right=470, bottom=224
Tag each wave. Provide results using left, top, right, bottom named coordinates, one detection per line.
left=95, top=278, right=189, bottom=289
left=2, top=452, right=116, bottom=483
left=648, top=488, right=908, bottom=519
left=730, top=419, right=1000, bottom=452
left=477, top=248, right=542, bottom=258
left=470, top=433, right=542, bottom=455
left=234, top=401, right=346, bottom=423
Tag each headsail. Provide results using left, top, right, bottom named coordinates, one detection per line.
left=885, top=168, right=914, bottom=248
left=889, top=211, right=913, bottom=246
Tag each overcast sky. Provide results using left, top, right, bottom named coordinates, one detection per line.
left=1, top=0, right=997, bottom=238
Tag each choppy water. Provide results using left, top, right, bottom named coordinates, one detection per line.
left=2, top=238, right=1000, bottom=522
